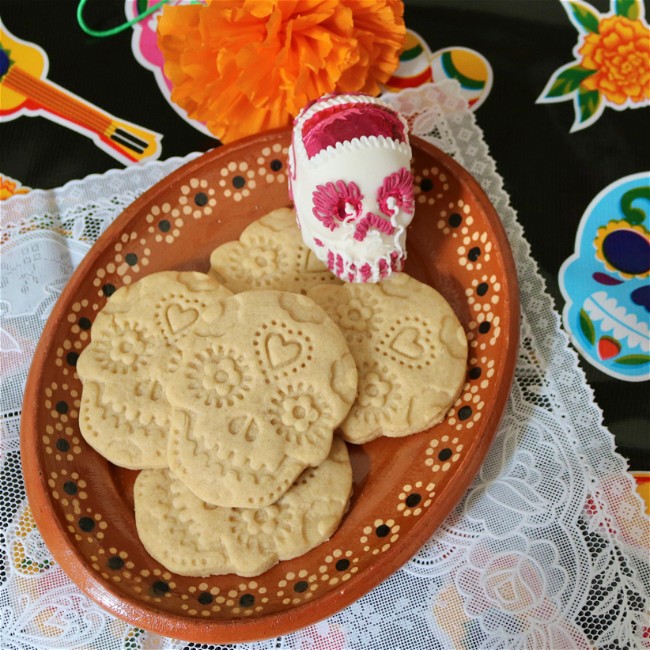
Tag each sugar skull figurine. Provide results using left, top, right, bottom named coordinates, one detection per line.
left=289, top=93, right=415, bottom=283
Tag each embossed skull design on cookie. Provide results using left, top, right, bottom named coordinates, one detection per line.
left=289, top=94, right=415, bottom=283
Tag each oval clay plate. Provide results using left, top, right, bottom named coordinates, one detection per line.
left=22, top=130, right=519, bottom=643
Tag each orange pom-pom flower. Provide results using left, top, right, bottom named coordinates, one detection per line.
left=157, top=0, right=405, bottom=142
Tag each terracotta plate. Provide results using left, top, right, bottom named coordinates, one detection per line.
left=21, top=130, right=519, bottom=643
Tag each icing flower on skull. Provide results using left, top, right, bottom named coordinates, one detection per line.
left=289, top=93, right=415, bottom=283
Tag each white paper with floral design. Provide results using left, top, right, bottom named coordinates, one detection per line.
left=1, top=81, right=648, bottom=650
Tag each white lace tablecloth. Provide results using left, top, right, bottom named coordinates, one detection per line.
left=1, top=81, right=648, bottom=650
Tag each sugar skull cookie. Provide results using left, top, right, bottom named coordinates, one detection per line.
left=209, top=207, right=341, bottom=294
left=163, top=290, right=358, bottom=508
left=77, top=272, right=232, bottom=469
left=309, top=273, right=468, bottom=443
left=134, top=437, right=353, bottom=577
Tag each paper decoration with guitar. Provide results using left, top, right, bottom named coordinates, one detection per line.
left=0, top=19, right=162, bottom=165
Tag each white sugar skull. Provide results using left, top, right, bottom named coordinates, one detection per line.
left=289, top=94, right=415, bottom=283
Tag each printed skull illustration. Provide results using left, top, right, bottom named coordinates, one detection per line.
left=289, top=93, right=415, bottom=283
left=560, top=173, right=650, bottom=381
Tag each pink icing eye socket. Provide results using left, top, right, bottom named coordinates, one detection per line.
left=312, top=181, right=363, bottom=231
left=377, top=168, right=415, bottom=217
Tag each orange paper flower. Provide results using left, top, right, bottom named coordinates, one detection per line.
left=157, top=0, right=405, bottom=142
left=578, top=15, right=650, bottom=105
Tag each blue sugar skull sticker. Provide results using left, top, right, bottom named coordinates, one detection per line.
left=559, top=172, right=650, bottom=381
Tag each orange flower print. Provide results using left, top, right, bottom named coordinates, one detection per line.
left=0, top=175, right=30, bottom=200
left=579, top=15, right=650, bottom=105
left=537, top=0, right=650, bottom=131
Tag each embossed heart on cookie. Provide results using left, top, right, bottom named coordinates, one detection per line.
left=390, top=327, right=425, bottom=359
left=166, top=304, right=199, bottom=334
left=266, top=333, right=302, bottom=369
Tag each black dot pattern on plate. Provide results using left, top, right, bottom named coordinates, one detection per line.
left=405, top=493, right=421, bottom=507
left=376, top=524, right=390, bottom=538
left=63, top=481, right=77, bottom=495
left=335, top=559, right=350, bottom=571
left=78, top=517, right=94, bottom=532
left=468, top=247, right=481, bottom=262
left=239, top=593, right=255, bottom=607
left=55, top=401, right=68, bottom=414
left=198, top=592, right=213, bottom=605
left=107, top=556, right=124, bottom=570
left=158, top=219, right=171, bottom=232
left=125, top=253, right=138, bottom=266
left=476, top=282, right=489, bottom=296
left=420, top=178, right=434, bottom=192
left=469, top=367, right=482, bottom=380
left=438, top=448, right=453, bottom=462
left=232, top=175, right=245, bottom=189
left=294, top=581, right=308, bottom=593
left=479, top=321, right=491, bottom=334
left=448, top=213, right=462, bottom=227
left=78, top=317, right=92, bottom=330
left=194, top=192, right=208, bottom=206
left=102, top=284, right=116, bottom=297
left=270, top=159, right=283, bottom=171
left=152, top=580, right=170, bottom=596
left=56, top=438, right=70, bottom=452
left=458, top=406, right=473, bottom=420
left=66, top=352, right=79, bottom=366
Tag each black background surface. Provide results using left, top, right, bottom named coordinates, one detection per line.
left=1, top=0, right=648, bottom=468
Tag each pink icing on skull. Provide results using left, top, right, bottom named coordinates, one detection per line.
left=289, top=94, right=414, bottom=283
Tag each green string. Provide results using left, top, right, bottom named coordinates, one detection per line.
left=76, top=0, right=170, bottom=38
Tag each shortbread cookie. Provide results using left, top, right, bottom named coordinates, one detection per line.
left=134, top=437, right=352, bottom=577
left=308, top=273, right=467, bottom=444
left=163, top=290, right=357, bottom=508
left=209, top=208, right=341, bottom=294
left=77, top=272, right=232, bottom=469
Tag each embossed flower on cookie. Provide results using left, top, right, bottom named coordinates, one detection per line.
left=163, top=290, right=357, bottom=508
left=309, top=273, right=467, bottom=443
left=76, top=271, right=232, bottom=469
left=289, top=93, right=415, bottom=283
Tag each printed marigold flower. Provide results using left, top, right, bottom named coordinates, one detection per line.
left=157, top=0, right=405, bottom=142
left=578, top=15, right=650, bottom=105
left=0, top=176, right=29, bottom=201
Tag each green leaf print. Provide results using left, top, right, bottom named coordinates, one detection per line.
left=614, top=354, right=650, bottom=366
left=569, top=2, right=601, bottom=32
left=577, top=87, right=601, bottom=123
left=136, top=0, right=149, bottom=17
left=620, top=186, right=650, bottom=225
left=546, top=66, right=596, bottom=98
left=615, top=0, right=640, bottom=19
left=579, top=309, right=596, bottom=345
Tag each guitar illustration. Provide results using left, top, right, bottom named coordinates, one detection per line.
left=0, top=20, right=162, bottom=164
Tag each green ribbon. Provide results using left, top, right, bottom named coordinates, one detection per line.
left=76, top=0, right=170, bottom=38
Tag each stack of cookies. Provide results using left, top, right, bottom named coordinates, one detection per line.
left=77, top=208, right=467, bottom=577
